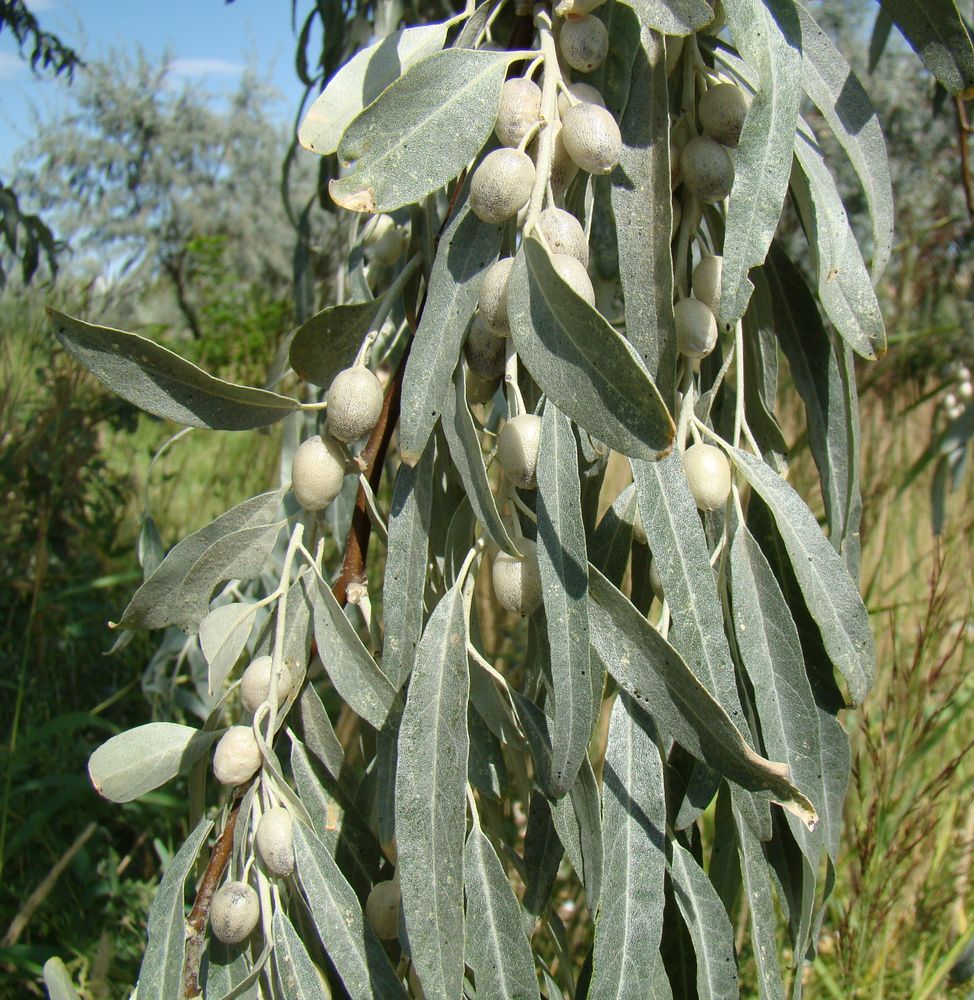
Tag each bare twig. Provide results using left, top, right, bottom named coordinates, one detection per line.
left=954, top=96, right=974, bottom=225
left=183, top=798, right=243, bottom=998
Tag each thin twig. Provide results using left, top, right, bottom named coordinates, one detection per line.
left=183, top=797, right=243, bottom=998
left=332, top=341, right=411, bottom=606
left=954, top=96, right=974, bottom=225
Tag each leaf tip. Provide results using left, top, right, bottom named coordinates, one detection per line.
left=329, top=178, right=377, bottom=214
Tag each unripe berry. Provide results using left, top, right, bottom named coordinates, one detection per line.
left=944, top=392, right=958, bottom=411
left=559, top=15, right=609, bottom=73
left=557, top=81, right=606, bottom=119
left=959, top=380, right=973, bottom=400
left=491, top=539, right=543, bottom=616
left=675, top=298, right=718, bottom=359
left=466, top=368, right=501, bottom=406
left=495, top=77, right=542, bottom=148
left=683, top=443, right=732, bottom=512
left=470, top=148, right=536, bottom=224
left=692, top=254, right=723, bottom=313
left=291, top=434, right=346, bottom=512
left=698, top=83, right=749, bottom=148
left=255, top=806, right=295, bottom=876
left=538, top=207, right=589, bottom=266
left=213, top=725, right=262, bottom=787
left=551, top=253, right=596, bottom=307
left=362, top=213, right=395, bottom=246
left=240, top=655, right=295, bottom=714
left=370, top=226, right=407, bottom=266
left=478, top=257, right=514, bottom=334
left=562, top=103, right=622, bottom=175
left=498, top=413, right=542, bottom=489
left=365, top=878, right=401, bottom=940
left=464, top=317, right=507, bottom=380
left=326, top=365, right=383, bottom=443
left=210, top=881, right=260, bottom=945
left=680, top=136, right=735, bottom=203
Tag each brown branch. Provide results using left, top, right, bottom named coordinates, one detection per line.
left=331, top=341, right=411, bottom=606
left=183, top=797, right=243, bottom=998
left=954, top=96, right=974, bottom=225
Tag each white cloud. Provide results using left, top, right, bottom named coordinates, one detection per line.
left=168, top=57, right=245, bottom=78
left=0, top=52, right=24, bottom=79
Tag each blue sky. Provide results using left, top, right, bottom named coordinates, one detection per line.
left=0, top=0, right=314, bottom=169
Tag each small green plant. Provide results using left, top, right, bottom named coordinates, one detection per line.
left=41, top=2, right=974, bottom=998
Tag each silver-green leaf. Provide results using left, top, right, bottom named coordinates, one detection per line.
left=551, top=757, right=604, bottom=912
left=795, top=4, right=893, bottom=279
left=330, top=49, right=511, bottom=213
left=289, top=300, right=380, bottom=389
left=396, top=583, right=469, bottom=1000
left=464, top=812, right=541, bottom=1000
left=381, top=439, right=435, bottom=689
left=630, top=0, right=714, bottom=36
left=611, top=18, right=676, bottom=405
left=293, top=822, right=408, bottom=1000
left=726, top=446, right=874, bottom=705
left=43, top=958, right=82, bottom=1000
left=669, top=839, right=740, bottom=1000
left=304, top=573, right=401, bottom=730
left=590, top=694, right=667, bottom=1000
left=399, top=200, right=502, bottom=465
left=201, top=602, right=258, bottom=696
left=877, top=0, right=974, bottom=95
left=719, top=0, right=803, bottom=328
left=88, top=723, right=217, bottom=803
left=115, top=489, right=286, bottom=633
left=272, top=908, right=333, bottom=1000
left=49, top=309, right=300, bottom=430
left=509, top=238, right=674, bottom=462
left=299, top=22, right=449, bottom=156
left=137, top=817, right=213, bottom=1000
left=537, top=404, right=593, bottom=798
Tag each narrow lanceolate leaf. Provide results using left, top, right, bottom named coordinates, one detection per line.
left=296, top=682, right=346, bottom=785
left=396, top=584, right=469, bottom=1000
left=88, top=723, right=216, bottom=803
left=631, top=455, right=745, bottom=727
left=43, top=959, right=81, bottom=1000
left=200, top=602, right=258, bottom=696
left=399, top=201, right=502, bottom=464
left=551, top=757, right=604, bottom=912
left=330, top=49, right=510, bottom=213
left=669, top=840, right=741, bottom=1000
left=288, top=301, right=380, bottom=389
left=49, top=309, right=300, bottom=429
left=877, top=0, right=974, bottom=95
left=587, top=566, right=816, bottom=827
left=729, top=522, right=850, bottom=868
left=611, top=19, right=677, bottom=406
left=304, top=574, right=401, bottom=730
left=590, top=694, right=667, bottom=1000
left=727, top=447, right=875, bottom=705
left=791, top=137, right=887, bottom=360
left=589, top=0, right=643, bottom=116
left=441, top=364, right=518, bottom=556
left=136, top=817, right=212, bottom=1000
left=509, top=238, right=675, bottom=461
left=523, top=791, right=565, bottom=917
left=273, top=910, right=333, bottom=1000
left=381, top=440, right=435, bottom=689
left=795, top=5, right=893, bottom=279
left=589, top=483, right=637, bottom=587
left=115, top=489, right=286, bottom=633
left=730, top=798, right=786, bottom=1000
left=537, top=404, right=593, bottom=798
left=630, top=0, right=714, bottom=36
left=718, top=0, right=802, bottom=328
left=299, top=22, right=449, bottom=156
left=464, top=815, right=542, bottom=1000
left=765, top=245, right=854, bottom=559
left=293, top=823, right=408, bottom=1000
